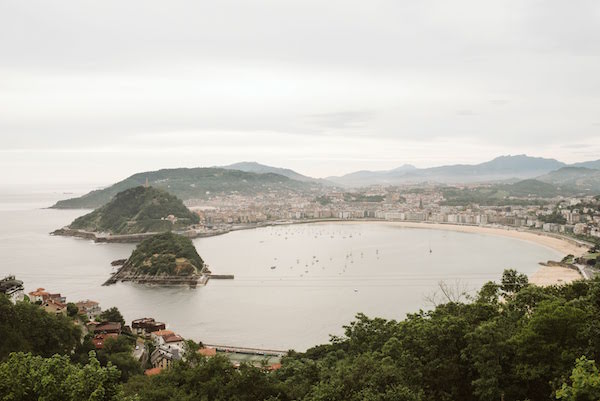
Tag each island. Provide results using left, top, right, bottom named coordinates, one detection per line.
left=103, top=232, right=210, bottom=286
left=52, top=186, right=200, bottom=242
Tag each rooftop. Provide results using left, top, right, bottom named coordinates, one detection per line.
left=144, top=367, right=163, bottom=376
left=198, top=347, right=217, bottom=357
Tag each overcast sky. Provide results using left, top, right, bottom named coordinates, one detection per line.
left=1, top=0, right=600, bottom=189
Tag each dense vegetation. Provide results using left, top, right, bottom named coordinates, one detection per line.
left=122, top=270, right=600, bottom=400
left=52, top=168, right=318, bottom=209
left=68, top=186, right=199, bottom=234
left=538, top=167, right=600, bottom=193
left=125, top=232, right=204, bottom=276
left=6, top=270, right=600, bottom=400
left=440, top=181, right=559, bottom=206
left=0, top=295, right=81, bottom=360
left=343, top=193, right=385, bottom=203
left=539, top=211, right=568, bottom=225
left=0, top=352, right=134, bottom=401
left=0, top=298, right=139, bottom=400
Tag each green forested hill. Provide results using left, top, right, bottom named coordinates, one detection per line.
left=538, top=167, right=600, bottom=192
left=52, top=167, right=318, bottom=209
left=124, top=232, right=204, bottom=276
left=68, top=186, right=199, bottom=234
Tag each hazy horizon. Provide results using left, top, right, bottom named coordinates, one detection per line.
left=2, top=0, right=600, bottom=187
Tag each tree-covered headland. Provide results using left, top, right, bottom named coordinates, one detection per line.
left=68, top=186, right=199, bottom=235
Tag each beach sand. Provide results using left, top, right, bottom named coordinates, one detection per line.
left=528, top=265, right=583, bottom=287
left=388, top=222, right=588, bottom=286
left=332, top=221, right=589, bottom=287
left=385, top=222, right=588, bottom=257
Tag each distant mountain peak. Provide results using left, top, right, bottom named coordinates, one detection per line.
left=327, top=155, right=568, bottom=187
left=222, top=161, right=332, bottom=185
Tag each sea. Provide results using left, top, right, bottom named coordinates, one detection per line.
left=0, top=190, right=561, bottom=351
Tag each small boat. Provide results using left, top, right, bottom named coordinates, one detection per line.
left=270, top=266, right=276, bottom=270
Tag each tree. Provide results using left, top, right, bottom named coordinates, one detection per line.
left=509, top=300, right=589, bottom=399
left=0, top=351, right=133, bottom=401
left=500, top=268, right=529, bottom=296
left=124, top=355, right=284, bottom=401
left=97, top=336, right=142, bottom=382
left=556, top=357, right=600, bottom=401
left=0, top=295, right=81, bottom=361
left=67, top=302, right=79, bottom=317
left=98, top=307, right=126, bottom=326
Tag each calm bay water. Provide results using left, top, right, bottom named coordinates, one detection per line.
left=0, top=192, right=562, bottom=350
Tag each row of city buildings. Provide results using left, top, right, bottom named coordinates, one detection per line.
left=185, top=189, right=600, bottom=241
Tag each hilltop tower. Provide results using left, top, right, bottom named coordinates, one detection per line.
left=145, top=177, right=149, bottom=188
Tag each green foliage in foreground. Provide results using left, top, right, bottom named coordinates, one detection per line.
left=0, top=296, right=81, bottom=361
left=119, top=272, right=600, bottom=401
left=126, top=232, right=204, bottom=276
left=5, top=271, right=600, bottom=401
left=0, top=352, right=134, bottom=401
left=69, top=186, right=199, bottom=235
left=556, top=357, right=600, bottom=400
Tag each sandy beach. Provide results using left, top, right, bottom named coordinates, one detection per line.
left=385, top=222, right=588, bottom=257
left=328, top=220, right=590, bottom=287
left=388, top=222, right=589, bottom=286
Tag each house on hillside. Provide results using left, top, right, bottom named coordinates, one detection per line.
left=144, top=367, right=162, bottom=376
left=42, top=299, right=67, bottom=315
left=150, top=345, right=182, bottom=370
left=151, top=329, right=185, bottom=349
left=76, top=300, right=101, bottom=320
left=28, top=288, right=66, bottom=304
left=92, top=333, right=119, bottom=350
left=132, top=317, right=166, bottom=337
left=28, top=288, right=49, bottom=303
left=94, top=322, right=122, bottom=335
left=0, top=276, right=24, bottom=303
left=197, top=347, right=217, bottom=357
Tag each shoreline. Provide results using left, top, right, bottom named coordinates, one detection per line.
left=366, top=221, right=589, bottom=257
left=312, top=220, right=591, bottom=286
left=53, top=219, right=593, bottom=286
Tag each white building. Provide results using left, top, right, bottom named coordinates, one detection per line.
left=0, top=276, right=24, bottom=303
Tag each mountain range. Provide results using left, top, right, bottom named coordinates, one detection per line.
left=325, top=155, right=575, bottom=187
left=223, top=156, right=600, bottom=189
left=52, top=167, right=319, bottom=209
left=51, top=155, right=600, bottom=209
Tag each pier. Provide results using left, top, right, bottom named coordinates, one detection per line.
left=203, top=344, right=287, bottom=357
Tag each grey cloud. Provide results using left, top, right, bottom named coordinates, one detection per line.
left=1, top=0, right=600, bottom=184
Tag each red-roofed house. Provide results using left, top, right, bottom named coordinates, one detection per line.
left=42, top=299, right=66, bottom=315
left=144, top=367, right=162, bottom=376
left=76, top=300, right=101, bottom=320
left=28, top=288, right=50, bottom=303
left=92, top=333, right=119, bottom=350
left=197, top=347, right=217, bottom=357
left=94, top=322, right=122, bottom=335
left=29, top=288, right=66, bottom=304
left=266, top=363, right=282, bottom=371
